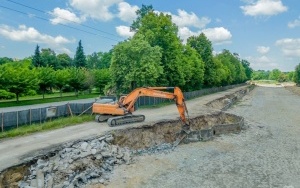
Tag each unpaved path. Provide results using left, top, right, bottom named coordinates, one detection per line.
left=0, top=86, right=247, bottom=172
left=107, top=86, right=300, bottom=188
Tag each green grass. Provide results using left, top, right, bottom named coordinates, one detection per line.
left=0, top=93, right=99, bottom=108
left=0, top=115, right=94, bottom=139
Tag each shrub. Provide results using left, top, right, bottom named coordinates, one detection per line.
left=0, top=89, right=16, bottom=99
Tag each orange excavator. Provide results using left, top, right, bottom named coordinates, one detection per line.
left=92, top=87, right=190, bottom=129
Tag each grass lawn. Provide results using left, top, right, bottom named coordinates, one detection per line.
left=0, top=93, right=99, bottom=108
left=0, top=115, right=94, bottom=139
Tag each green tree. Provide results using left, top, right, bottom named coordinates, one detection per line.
left=252, top=70, right=270, bottom=80
left=68, top=67, right=87, bottom=96
left=287, top=71, right=294, bottom=81
left=130, top=4, right=154, bottom=31
left=54, top=69, right=70, bottom=97
left=40, top=48, right=59, bottom=69
left=32, top=45, right=43, bottom=67
left=73, top=40, right=86, bottom=67
left=294, top=64, right=300, bottom=85
left=57, top=53, right=72, bottom=68
left=110, top=34, right=163, bottom=93
left=0, top=57, right=13, bottom=65
left=269, top=69, right=281, bottom=80
left=93, top=69, right=111, bottom=94
left=37, top=66, right=56, bottom=99
left=187, top=33, right=217, bottom=86
left=277, top=73, right=288, bottom=82
left=1, top=60, right=38, bottom=102
left=181, top=45, right=204, bottom=90
left=136, top=12, right=185, bottom=87
left=241, top=59, right=253, bottom=80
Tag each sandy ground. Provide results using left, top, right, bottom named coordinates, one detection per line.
left=0, top=86, right=247, bottom=172
left=106, top=86, right=300, bottom=188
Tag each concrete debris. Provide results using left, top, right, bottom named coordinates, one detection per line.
left=19, top=135, right=133, bottom=188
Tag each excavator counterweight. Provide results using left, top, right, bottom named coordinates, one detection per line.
left=92, top=87, right=189, bottom=128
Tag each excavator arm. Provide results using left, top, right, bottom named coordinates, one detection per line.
left=119, top=87, right=189, bottom=124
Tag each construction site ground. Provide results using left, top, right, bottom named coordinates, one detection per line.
left=2, top=85, right=300, bottom=188
left=105, top=86, right=300, bottom=188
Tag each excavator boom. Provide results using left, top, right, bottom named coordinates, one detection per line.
left=92, top=87, right=189, bottom=127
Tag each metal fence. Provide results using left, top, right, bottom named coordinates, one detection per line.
left=0, top=83, right=245, bottom=132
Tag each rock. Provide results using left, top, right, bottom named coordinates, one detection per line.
left=96, top=154, right=103, bottom=160
left=30, top=178, right=37, bottom=187
left=45, top=174, right=53, bottom=188
left=36, top=169, right=44, bottom=188
left=105, top=135, right=114, bottom=143
left=123, top=151, right=131, bottom=164
left=91, top=149, right=97, bottom=155
left=101, top=151, right=112, bottom=158
left=80, top=142, right=89, bottom=151
left=37, top=159, right=48, bottom=169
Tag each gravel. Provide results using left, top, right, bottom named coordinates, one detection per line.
left=107, top=86, right=300, bottom=188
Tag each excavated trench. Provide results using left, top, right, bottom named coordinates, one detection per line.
left=0, top=86, right=252, bottom=188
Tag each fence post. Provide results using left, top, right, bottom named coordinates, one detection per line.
left=17, top=111, right=19, bottom=128
left=1, top=112, right=3, bottom=132
left=40, top=108, right=42, bottom=124
left=29, top=108, right=32, bottom=125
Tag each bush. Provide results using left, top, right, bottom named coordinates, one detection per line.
left=0, top=89, right=16, bottom=99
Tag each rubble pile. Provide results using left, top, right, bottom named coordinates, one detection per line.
left=19, top=135, right=132, bottom=188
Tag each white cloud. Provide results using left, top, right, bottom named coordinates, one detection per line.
left=178, top=27, right=232, bottom=44
left=117, top=2, right=138, bottom=23
left=115, top=25, right=135, bottom=38
left=69, top=0, right=122, bottom=21
left=49, top=7, right=85, bottom=25
left=0, top=24, right=74, bottom=54
left=241, top=0, right=288, bottom=16
left=257, top=46, right=270, bottom=54
left=169, top=9, right=210, bottom=29
left=276, top=38, right=300, bottom=57
left=202, top=27, right=232, bottom=44
left=288, top=17, right=300, bottom=28
left=245, top=55, right=278, bottom=70
left=178, top=27, right=200, bottom=43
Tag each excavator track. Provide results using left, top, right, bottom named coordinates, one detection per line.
left=107, top=114, right=145, bottom=127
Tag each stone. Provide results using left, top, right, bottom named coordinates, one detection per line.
left=91, top=149, right=97, bottom=155
left=45, top=174, right=54, bottom=188
left=30, top=178, right=37, bottom=187
left=37, top=159, right=49, bottom=169
left=80, top=142, right=89, bottom=151
left=36, top=169, right=44, bottom=188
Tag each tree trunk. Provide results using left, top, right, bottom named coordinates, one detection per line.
left=43, top=90, right=45, bottom=99
left=16, top=93, right=19, bottom=103
left=60, top=88, right=62, bottom=98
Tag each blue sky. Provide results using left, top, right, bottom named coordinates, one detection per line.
left=0, top=0, right=299, bottom=71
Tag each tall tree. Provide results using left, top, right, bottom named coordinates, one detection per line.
left=136, top=12, right=185, bottom=87
left=241, top=59, right=253, bottom=80
left=32, top=45, right=43, bottom=67
left=110, top=34, right=163, bottom=93
left=187, top=33, right=217, bottom=87
left=40, top=48, right=59, bottom=69
left=130, top=4, right=154, bottom=31
left=57, top=53, right=72, bottom=68
left=73, top=40, right=86, bottom=68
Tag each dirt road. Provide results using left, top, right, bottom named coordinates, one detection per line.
left=107, top=86, right=300, bottom=188
left=0, top=86, right=247, bottom=172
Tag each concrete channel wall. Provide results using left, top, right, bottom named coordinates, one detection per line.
left=0, top=84, right=246, bottom=132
